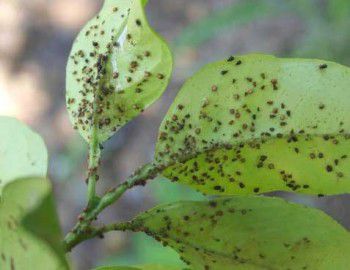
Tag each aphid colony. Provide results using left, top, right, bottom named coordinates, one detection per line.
left=155, top=55, right=349, bottom=196
left=66, top=3, right=169, bottom=143
left=132, top=197, right=329, bottom=270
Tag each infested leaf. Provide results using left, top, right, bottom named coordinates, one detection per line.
left=0, top=178, right=68, bottom=270
left=66, top=0, right=172, bottom=143
left=132, top=196, right=350, bottom=270
left=155, top=54, right=350, bottom=196
left=0, top=116, right=48, bottom=194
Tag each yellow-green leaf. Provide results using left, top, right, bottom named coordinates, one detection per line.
left=66, top=0, right=172, bottom=143
left=155, top=54, right=350, bottom=195
left=95, top=265, right=185, bottom=270
left=0, top=116, right=48, bottom=194
left=0, top=178, right=68, bottom=270
left=132, top=196, right=350, bottom=270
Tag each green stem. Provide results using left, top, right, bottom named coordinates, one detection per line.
left=87, top=129, right=101, bottom=208
left=63, top=221, right=135, bottom=252
left=63, top=162, right=161, bottom=252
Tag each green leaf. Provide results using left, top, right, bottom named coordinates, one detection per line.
left=96, top=265, right=185, bottom=270
left=132, top=196, right=350, bottom=270
left=0, top=178, right=68, bottom=269
left=0, top=116, right=48, bottom=194
left=141, top=0, right=148, bottom=6
left=155, top=54, right=350, bottom=196
left=66, top=0, right=172, bottom=143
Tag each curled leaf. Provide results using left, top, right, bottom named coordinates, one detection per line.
left=0, top=116, right=48, bottom=194
left=155, top=54, right=350, bottom=195
left=66, top=0, right=172, bottom=143
left=132, top=196, right=350, bottom=270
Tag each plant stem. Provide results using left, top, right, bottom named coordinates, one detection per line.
left=87, top=129, right=101, bottom=208
left=90, top=163, right=160, bottom=217
left=63, top=162, right=161, bottom=252
left=63, top=221, right=135, bottom=252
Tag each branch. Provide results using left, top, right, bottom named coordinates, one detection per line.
left=63, top=221, right=135, bottom=253
left=63, top=162, right=162, bottom=252
left=87, top=128, right=101, bottom=208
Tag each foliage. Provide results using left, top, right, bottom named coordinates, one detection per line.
left=0, top=178, right=68, bottom=270
left=0, top=121, right=67, bottom=269
left=132, top=196, right=350, bottom=269
left=155, top=54, right=350, bottom=196
left=0, top=116, right=47, bottom=193
left=1, top=0, right=349, bottom=269
left=66, top=0, right=172, bottom=144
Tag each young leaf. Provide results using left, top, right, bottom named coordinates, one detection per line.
left=155, top=54, right=350, bottom=195
left=131, top=196, right=350, bottom=270
left=0, top=116, right=48, bottom=193
left=0, top=178, right=68, bottom=270
left=66, top=0, right=173, bottom=143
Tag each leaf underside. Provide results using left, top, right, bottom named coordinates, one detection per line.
left=66, top=0, right=172, bottom=143
left=0, top=116, right=48, bottom=194
left=0, top=178, right=68, bottom=270
left=132, top=196, right=350, bottom=270
left=155, top=54, right=350, bottom=195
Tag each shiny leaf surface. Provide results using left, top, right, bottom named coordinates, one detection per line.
left=155, top=54, right=350, bottom=195
left=66, top=0, right=172, bottom=143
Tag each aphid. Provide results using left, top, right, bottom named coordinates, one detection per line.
left=136, top=19, right=142, bottom=26
left=130, top=61, right=138, bottom=69
left=221, top=70, right=228, bottom=75
left=227, top=55, right=235, bottom=62
left=326, top=165, right=333, bottom=172
left=236, top=60, right=242, bottom=65
left=271, top=79, right=278, bottom=90
left=211, top=85, right=218, bottom=92
left=319, top=64, right=328, bottom=69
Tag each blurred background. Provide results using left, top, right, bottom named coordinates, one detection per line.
left=0, top=0, right=349, bottom=269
